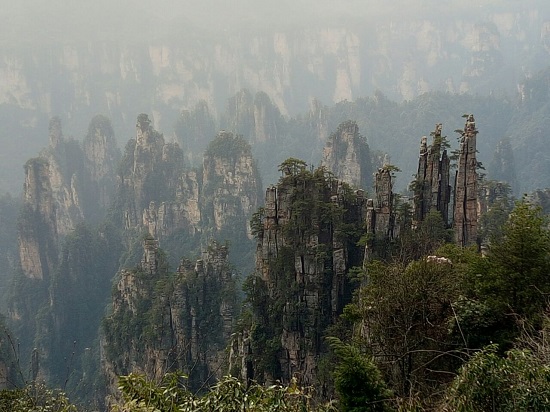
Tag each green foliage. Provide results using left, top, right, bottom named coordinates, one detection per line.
left=0, top=382, right=78, bottom=412
left=478, top=180, right=515, bottom=244
left=351, top=258, right=462, bottom=397
left=473, top=201, right=550, bottom=326
left=250, top=207, right=265, bottom=239
left=395, top=209, right=452, bottom=262
left=327, top=337, right=393, bottom=412
left=103, top=242, right=239, bottom=392
left=444, top=345, right=550, bottom=411
left=277, top=157, right=308, bottom=177
left=204, top=132, right=252, bottom=162
left=114, top=373, right=335, bottom=412
left=243, top=160, right=366, bottom=383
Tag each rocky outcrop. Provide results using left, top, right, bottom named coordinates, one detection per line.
left=202, top=131, right=262, bottom=234
left=18, top=157, right=58, bottom=280
left=413, top=124, right=452, bottom=227
left=12, top=115, right=120, bottom=398
left=222, top=90, right=284, bottom=144
left=453, top=115, right=479, bottom=247
left=119, top=116, right=261, bottom=256
left=239, top=164, right=366, bottom=388
left=102, top=238, right=238, bottom=396
left=362, top=164, right=399, bottom=263
left=321, top=120, right=373, bottom=189
left=18, top=116, right=119, bottom=279
left=83, top=115, right=121, bottom=211
left=118, top=113, right=186, bottom=230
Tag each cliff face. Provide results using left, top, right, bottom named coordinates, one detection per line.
left=240, top=164, right=365, bottom=388
left=321, top=120, right=373, bottom=190
left=1, top=4, right=549, bottom=195
left=12, top=116, right=120, bottom=396
left=102, top=238, right=238, bottom=397
left=1, top=6, right=548, bottom=125
left=365, top=166, right=397, bottom=246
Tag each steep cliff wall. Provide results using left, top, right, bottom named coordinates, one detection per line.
left=240, top=163, right=365, bottom=388
left=202, top=131, right=262, bottom=235
left=102, top=238, right=238, bottom=397
left=1, top=3, right=549, bottom=195
left=83, top=115, right=121, bottom=212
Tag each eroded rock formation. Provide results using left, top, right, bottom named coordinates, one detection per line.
left=413, top=124, right=451, bottom=227
left=102, top=238, right=237, bottom=397
left=453, top=114, right=479, bottom=247
left=18, top=116, right=119, bottom=279
left=363, top=165, right=398, bottom=262
left=118, top=117, right=261, bottom=257
left=321, top=120, right=373, bottom=189
left=237, top=164, right=366, bottom=388
left=12, top=116, right=120, bottom=394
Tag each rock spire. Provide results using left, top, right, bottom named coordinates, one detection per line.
left=413, top=123, right=452, bottom=227
left=453, top=114, right=479, bottom=247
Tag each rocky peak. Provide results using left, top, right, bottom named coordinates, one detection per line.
left=222, top=90, right=283, bottom=144
left=321, top=120, right=373, bottom=189
left=364, top=165, right=397, bottom=257
left=83, top=115, right=120, bottom=210
left=202, top=131, right=262, bottom=233
left=118, top=114, right=185, bottom=229
left=19, top=158, right=58, bottom=280
left=48, top=116, right=63, bottom=148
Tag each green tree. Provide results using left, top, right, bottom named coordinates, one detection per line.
left=113, top=373, right=336, bottom=412
left=327, top=337, right=393, bottom=412
left=351, top=258, right=462, bottom=398
left=474, top=200, right=550, bottom=325
left=0, top=382, right=78, bottom=412
left=444, top=345, right=550, bottom=411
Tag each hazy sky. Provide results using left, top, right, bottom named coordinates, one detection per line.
left=3, top=0, right=546, bottom=44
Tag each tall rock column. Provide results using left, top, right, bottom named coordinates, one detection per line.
left=365, top=165, right=397, bottom=239
left=364, top=165, right=397, bottom=263
left=453, top=114, right=479, bottom=247
left=242, top=164, right=366, bottom=388
left=413, top=124, right=451, bottom=226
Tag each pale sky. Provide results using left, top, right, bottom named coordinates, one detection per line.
left=2, top=0, right=546, bottom=44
